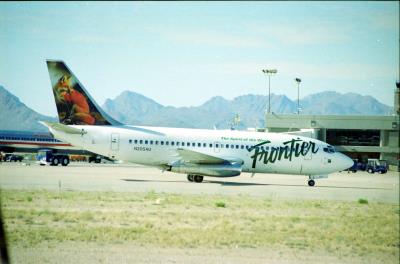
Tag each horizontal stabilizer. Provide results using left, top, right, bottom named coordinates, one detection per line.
left=39, top=121, right=85, bottom=134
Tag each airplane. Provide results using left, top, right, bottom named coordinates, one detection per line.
left=41, top=60, right=354, bottom=186
left=0, top=130, right=107, bottom=165
left=0, top=130, right=73, bottom=153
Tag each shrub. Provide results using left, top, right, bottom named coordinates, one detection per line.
left=358, top=198, right=368, bottom=204
left=215, top=201, right=226, bottom=208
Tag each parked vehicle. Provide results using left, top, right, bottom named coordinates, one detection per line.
left=37, top=149, right=69, bottom=166
left=346, top=159, right=358, bottom=173
left=5, top=154, right=24, bottom=162
left=356, top=161, right=367, bottom=171
left=88, top=155, right=102, bottom=163
left=366, top=159, right=388, bottom=174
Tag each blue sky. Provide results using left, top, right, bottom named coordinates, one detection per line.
left=0, top=1, right=398, bottom=116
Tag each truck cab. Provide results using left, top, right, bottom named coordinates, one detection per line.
left=366, top=159, right=388, bottom=174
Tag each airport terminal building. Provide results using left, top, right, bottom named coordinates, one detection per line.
left=265, top=88, right=400, bottom=171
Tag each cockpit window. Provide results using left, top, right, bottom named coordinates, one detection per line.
left=323, top=145, right=335, bottom=154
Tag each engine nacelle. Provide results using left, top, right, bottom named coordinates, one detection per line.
left=168, top=162, right=242, bottom=177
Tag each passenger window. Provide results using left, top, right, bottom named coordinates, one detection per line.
left=145, top=140, right=148, bottom=144
left=150, top=140, right=153, bottom=145
left=192, top=143, right=195, bottom=147
left=241, top=145, right=244, bottom=149
left=129, top=139, right=132, bottom=144
left=161, top=141, right=164, bottom=145
left=236, top=145, right=239, bottom=149
left=231, top=145, right=234, bottom=149
left=197, top=143, right=201, bottom=147
left=176, top=142, right=180, bottom=146
left=203, top=143, right=206, bottom=147
left=171, top=141, right=175, bottom=146
left=216, top=144, right=219, bottom=148
left=139, top=140, right=143, bottom=144
left=226, top=144, right=229, bottom=148
left=209, top=143, right=213, bottom=148
left=166, top=141, right=169, bottom=145
left=187, top=142, right=190, bottom=146
left=155, top=141, right=158, bottom=145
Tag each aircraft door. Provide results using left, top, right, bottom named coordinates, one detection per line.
left=110, top=133, right=120, bottom=151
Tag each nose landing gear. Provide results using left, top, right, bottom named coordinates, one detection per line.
left=308, top=179, right=315, bottom=187
left=307, top=174, right=328, bottom=187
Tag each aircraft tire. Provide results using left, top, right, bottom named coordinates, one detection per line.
left=193, top=175, right=204, bottom=183
left=187, top=174, right=194, bottom=182
left=308, top=179, right=315, bottom=187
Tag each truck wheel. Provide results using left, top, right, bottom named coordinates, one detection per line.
left=52, top=158, right=59, bottom=166
left=367, top=169, right=373, bottom=173
left=61, top=157, right=69, bottom=166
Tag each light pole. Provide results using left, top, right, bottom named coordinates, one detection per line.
left=295, top=78, right=301, bottom=114
left=262, top=69, right=277, bottom=113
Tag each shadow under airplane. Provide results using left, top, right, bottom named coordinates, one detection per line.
left=120, top=179, right=390, bottom=190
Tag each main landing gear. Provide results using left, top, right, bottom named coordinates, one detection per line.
left=187, top=174, right=204, bottom=183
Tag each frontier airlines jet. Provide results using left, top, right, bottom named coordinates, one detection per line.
left=41, top=61, right=353, bottom=186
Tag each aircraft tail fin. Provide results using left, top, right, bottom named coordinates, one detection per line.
left=46, top=60, right=122, bottom=126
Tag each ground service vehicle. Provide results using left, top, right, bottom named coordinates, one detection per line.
left=5, top=154, right=24, bottom=162
left=88, top=155, right=102, bottom=163
left=346, top=159, right=358, bottom=173
left=366, top=159, right=388, bottom=174
left=37, top=149, right=69, bottom=166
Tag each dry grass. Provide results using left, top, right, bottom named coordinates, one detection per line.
left=1, top=189, right=399, bottom=261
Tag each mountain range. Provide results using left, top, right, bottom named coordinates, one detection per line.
left=102, top=90, right=393, bottom=129
left=0, top=85, right=393, bottom=131
left=0, top=86, right=56, bottom=132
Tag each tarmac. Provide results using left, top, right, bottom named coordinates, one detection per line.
left=0, top=162, right=398, bottom=203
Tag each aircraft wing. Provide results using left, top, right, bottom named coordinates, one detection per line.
left=176, top=148, right=242, bottom=165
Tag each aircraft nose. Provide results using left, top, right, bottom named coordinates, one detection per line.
left=338, top=153, right=354, bottom=171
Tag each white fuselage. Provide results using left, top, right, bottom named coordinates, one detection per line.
left=48, top=125, right=353, bottom=176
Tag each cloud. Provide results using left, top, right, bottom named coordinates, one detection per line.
left=248, top=21, right=350, bottom=46
left=368, top=10, right=399, bottom=31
